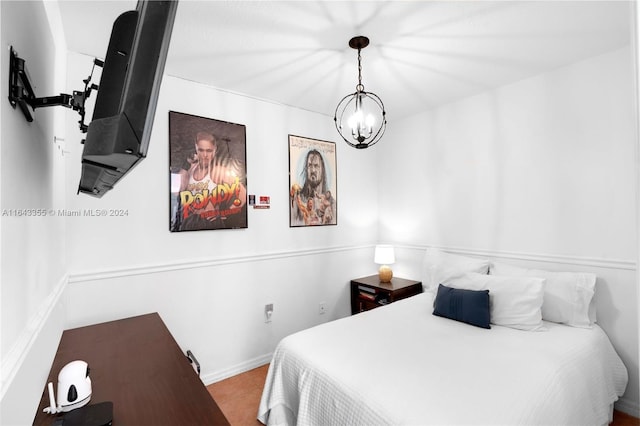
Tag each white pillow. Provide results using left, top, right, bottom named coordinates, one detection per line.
left=421, top=249, right=490, bottom=293
left=445, top=273, right=546, bottom=331
left=489, top=262, right=596, bottom=328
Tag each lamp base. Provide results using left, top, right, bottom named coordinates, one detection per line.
left=378, top=265, right=393, bottom=283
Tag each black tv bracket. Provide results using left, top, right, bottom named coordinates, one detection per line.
left=8, top=46, right=101, bottom=133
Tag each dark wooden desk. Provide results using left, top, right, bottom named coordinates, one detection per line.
left=33, top=313, right=229, bottom=426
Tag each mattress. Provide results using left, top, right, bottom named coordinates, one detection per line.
left=258, top=292, right=628, bottom=425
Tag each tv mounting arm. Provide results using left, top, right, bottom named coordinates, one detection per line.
left=8, top=46, right=101, bottom=133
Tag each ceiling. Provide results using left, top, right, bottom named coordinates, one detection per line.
left=56, top=0, right=633, bottom=121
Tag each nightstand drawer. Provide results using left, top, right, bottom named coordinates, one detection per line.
left=350, top=275, right=422, bottom=315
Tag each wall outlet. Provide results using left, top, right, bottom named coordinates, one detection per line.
left=265, top=303, right=273, bottom=323
left=319, top=302, right=326, bottom=315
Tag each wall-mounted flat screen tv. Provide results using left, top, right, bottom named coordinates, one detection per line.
left=78, top=0, right=178, bottom=197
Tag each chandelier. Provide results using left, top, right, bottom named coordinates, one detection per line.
left=334, top=36, right=387, bottom=149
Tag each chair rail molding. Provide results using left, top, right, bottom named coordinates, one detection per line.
left=399, top=244, right=636, bottom=271
left=68, top=244, right=373, bottom=283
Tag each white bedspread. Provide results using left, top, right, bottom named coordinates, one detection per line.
left=258, top=292, right=628, bottom=426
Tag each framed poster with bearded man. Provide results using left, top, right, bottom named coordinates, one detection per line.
left=288, top=135, right=337, bottom=227
left=169, top=111, right=247, bottom=232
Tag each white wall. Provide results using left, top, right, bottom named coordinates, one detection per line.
left=379, top=47, right=639, bottom=415
left=61, top=56, right=379, bottom=381
left=0, top=1, right=69, bottom=424
left=63, top=70, right=378, bottom=271
left=636, top=0, right=640, bottom=419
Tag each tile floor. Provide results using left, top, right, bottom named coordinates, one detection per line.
left=207, top=364, right=268, bottom=426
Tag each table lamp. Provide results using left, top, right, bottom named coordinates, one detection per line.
left=374, top=245, right=395, bottom=283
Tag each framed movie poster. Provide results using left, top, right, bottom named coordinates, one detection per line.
left=289, top=135, right=337, bottom=227
left=169, top=111, right=247, bottom=232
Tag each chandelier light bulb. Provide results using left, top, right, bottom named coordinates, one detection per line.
left=348, top=110, right=361, bottom=131
left=365, top=113, right=375, bottom=127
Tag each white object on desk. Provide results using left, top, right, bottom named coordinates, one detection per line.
left=43, top=360, right=92, bottom=414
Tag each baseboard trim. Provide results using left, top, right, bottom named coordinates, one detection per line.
left=201, top=353, right=273, bottom=386
left=615, top=396, right=640, bottom=418
left=0, top=274, right=68, bottom=401
left=400, top=244, right=636, bottom=271
left=69, top=244, right=371, bottom=283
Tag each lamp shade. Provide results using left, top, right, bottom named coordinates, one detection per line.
left=374, top=245, right=395, bottom=265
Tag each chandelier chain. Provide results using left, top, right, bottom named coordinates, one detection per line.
left=357, top=49, right=364, bottom=92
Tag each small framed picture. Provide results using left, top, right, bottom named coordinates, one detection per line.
left=288, top=135, right=337, bottom=227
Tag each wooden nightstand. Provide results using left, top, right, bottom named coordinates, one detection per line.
left=350, top=275, right=423, bottom=315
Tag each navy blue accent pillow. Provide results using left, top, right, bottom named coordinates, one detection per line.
left=433, top=284, right=491, bottom=329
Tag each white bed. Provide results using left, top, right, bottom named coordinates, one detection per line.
left=258, top=290, right=628, bottom=425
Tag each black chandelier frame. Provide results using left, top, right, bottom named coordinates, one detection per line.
left=334, top=36, right=387, bottom=149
